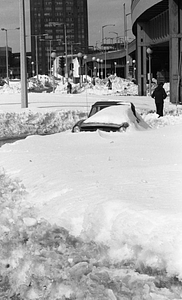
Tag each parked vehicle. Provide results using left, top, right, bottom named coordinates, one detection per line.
left=72, top=100, right=149, bottom=133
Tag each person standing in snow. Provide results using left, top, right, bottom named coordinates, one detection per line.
left=151, top=82, right=167, bottom=117
left=67, top=81, right=72, bottom=94
left=107, top=78, right=112, bottom=90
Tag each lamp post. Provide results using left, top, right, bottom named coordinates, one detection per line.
left=70, top=42, right=81, bottom=75
left=96, top=58, right=100, bottom=78
left=100, top=59, right=103, bottom=79
left=51, top=51, right=56, bottom=93
left=30, top=33, right=48, bottom=81
left=78, top=52, right=83, bottom=87
left=31, top=61, right=35, bottom=77
left=101, top=24, right=115, bottom=50
left=40, top=38, right=62, bottom=76
left=83, top=55, right=87, bottom=82
left=104, top=49, right=107, bottom=79
left=19, top=0, right=28, bottom=108
left=92, top=56, right=96, bottom=78
left=1, top=27, right=20, bottom=84
left=101, top=24, right=115, bottom=78
left=123, top=3, right=131, bottom=79
left=63, top=24, right=68, bottom=81
left=146, top=48, right=153, bottom=95
left=114, top=62, right=117, bottom=76
left=132, top=59, right=136, bottom=80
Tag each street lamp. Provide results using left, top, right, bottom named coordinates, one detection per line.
left=63, top=24, right=68, bottom=81
left=101, top=24, right=115, bottom=79
left=31, top=61, right=35, bottom=77
left=146, top=48, right=153, bottom=95
left=1, top=27, right=20, bottom=84
left=96, top=58, right=100, bottom=78
left=100, top=59, right=103, bottom=79
left=92, top=56, right=96, bottom=78
left=32, top=33, right=48, bottom=81
left=114, top=62, right=117, bottom=75
left=101, top=24, right=115, bottom=50
left=40, top=38, right=62, bottom=76
left=78, top=52, right=83, bottom=87
left=51, top=51, right=56, bottom=93
left=83, top=55, right=87, bottom=82
left=19, top=0, right=28, bottom=108
left=132, top=59, right=136, bottom=80
left=70, top=42, right=81, bottom=75
left=123, top=3, right=131, bottom=79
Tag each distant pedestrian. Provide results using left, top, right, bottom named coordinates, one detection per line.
left=151, top=82, right=167, bottom=117
left=107, top=78, right=112, bottom=90
left=92, top=77, right=95, bottom=86
left=124, top=87, right=127, bottom=95
left=67, top=82, right=72, bottom=94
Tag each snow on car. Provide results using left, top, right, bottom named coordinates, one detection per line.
left=73, top=102, right=150, bottom=132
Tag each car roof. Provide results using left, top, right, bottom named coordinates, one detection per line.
left=92, top=101, right=126, bottom=106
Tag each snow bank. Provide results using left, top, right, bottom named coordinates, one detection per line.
left=0, top=75, right=167, bottom=97
left=1, top=166, right=181, bottom=299
left=0, top=109, right=85, bottom=139
left=1, top=123, right=182, bottom=299
left=0, top=105, right=182, bottom=140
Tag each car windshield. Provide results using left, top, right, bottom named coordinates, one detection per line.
left=89, top=105, right=110, bottom=117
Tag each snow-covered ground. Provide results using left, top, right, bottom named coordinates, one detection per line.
left=0, top=77, right=182, bottom=299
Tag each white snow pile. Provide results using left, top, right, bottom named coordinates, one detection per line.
left=28, top=75, right=52, bottom=92
left=78, top=76, right=139, bottom=96
left=0, top=81, right=21, bottom=93
left=0, top=105, right=182, bottom=140
left=0, top=75, right=171, bottom=98
left=1, top=119, right=182, bottom=299
left=0, top=109, right=82, bottom=139
left=1, top=167, right=182, bottom=300
left=0, top=75, right=142, bottom=96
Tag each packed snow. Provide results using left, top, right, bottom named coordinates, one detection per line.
left=0, top=76, right=182, bottom=299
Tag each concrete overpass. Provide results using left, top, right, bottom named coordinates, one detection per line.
left=86, top=0, right=182, bottom=103
left=131, top=0, right=182, bottom=103
left=85, top=40, right=136, bottom=80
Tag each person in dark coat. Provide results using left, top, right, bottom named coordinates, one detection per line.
left=107, top=78, right=112, bottom=90
left=151, top=82, right=167, bottom=117
left=67, top=81, right=72, bottom=94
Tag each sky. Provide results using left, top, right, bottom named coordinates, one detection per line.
left=0, top=0, right=133, bottom=53
left=0, top=79, right=182, bottom=298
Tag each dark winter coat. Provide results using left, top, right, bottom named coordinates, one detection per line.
left=151, top=84, right=167, bottom=103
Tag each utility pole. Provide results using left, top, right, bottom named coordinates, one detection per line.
left=19, top=0, right=28, bottom=108
left=64, top=24, right=68, bottom=81
left=123, top=3, right=129, bottom=79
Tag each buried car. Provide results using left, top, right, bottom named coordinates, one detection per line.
left=72, top=101, right=150, bottom=132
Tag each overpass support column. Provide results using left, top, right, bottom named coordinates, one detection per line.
left=169, top=0, right=182, bottom=103
left=137, top=23, right=147, bottom=96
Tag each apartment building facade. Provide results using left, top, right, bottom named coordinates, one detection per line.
left=29, top=0, right=89, bottom=75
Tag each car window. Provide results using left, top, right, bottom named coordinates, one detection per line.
left=89, top=105, right=109, bottom=117
left=88, top=103, right=121, bottom=117
left=89, top=106, right=97, bottom=117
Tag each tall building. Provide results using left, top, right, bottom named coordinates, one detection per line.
left=29, top=0, right=88, bottom=75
